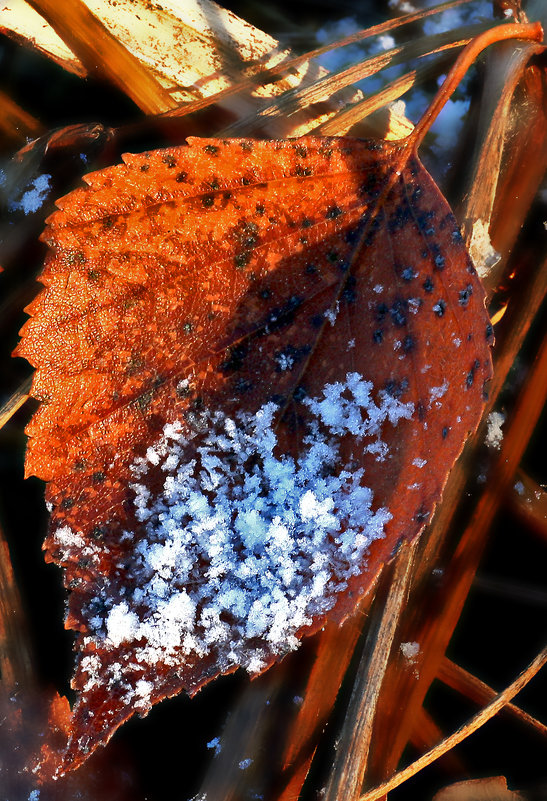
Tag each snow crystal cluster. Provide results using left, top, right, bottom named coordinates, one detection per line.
left=79, top=373, right=414, bottom=681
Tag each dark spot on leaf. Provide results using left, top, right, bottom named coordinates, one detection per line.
left=326, top=205, right=343, bottom=219
left=176, top=171, right=187, bottom=182
left=311, top=314, right=324, bottom=328
left=442, top=426, right=449, bottom=439
left=305, top=263, right=318, bottom=275
left=295, top=165, right=312, bottom=177
left=235, top=251, right=251, bottom=270
left=162, top=154, right=176, bottom=168
left=401, top=266, right=416, bottom=281
left=403, top=334, right=415, bottom=353
left=390, top=299, right=407, bottom=327
left=423, top=277, right=434, bottom=293
left=433, top=300, right=446, bottom=317
left=301, top=217, right=313, bottom=228
left=385, top=378, right=408, bottom=399
left=293, top=385, right=308, bottom=402
left=416, top=401, right=426, bottom=421
left=327, top=250, right=339, bottom=263
left=140, top=164, right=149, bottom=172
left=459, top=284, right=473, bottom=306
left=342, top=275, right=357, bottom=303
left=92, top=471, right=106, bottom=483
left=202, top=194, right=214, bottom=208
left=373, top=329, right=383, bottom=344
left=414, top=505, right=430, bottom=523
left=259, top=288, right=272, bottom=299
left=221, top=343, right=247, bottom=373
left=255, top=204, right=265, bottom=215
left=204, top=144, right=219, bottom=155
left=61, top=497, right=74, bottom=510
left=376, top=303, right=388, bottom=321
left=485, top=322, right=494, bottom=341
left=234, top=377, right=252, bottom=394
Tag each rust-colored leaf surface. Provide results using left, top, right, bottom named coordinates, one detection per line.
left=15, top=135, right=493, bottom=776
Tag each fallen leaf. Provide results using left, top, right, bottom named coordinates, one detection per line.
left=16, top=134, right=493, bottom=776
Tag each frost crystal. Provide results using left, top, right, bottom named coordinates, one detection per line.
left=78, top=373, right=414, bottom=688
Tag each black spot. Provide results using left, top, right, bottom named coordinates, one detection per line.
left=337, top=260, right=350, bottom=273
left=183, top=321, right=193, bottom=333
left=402, top=334, right=415, bottom=353
left=87, top=269, right=101, bottom=281
left=266, top=296, right=303, bottom=331
left=485, top=322, right=494, bottom=341
left=301, top=217, right=313, bottom=228
left=373, top=329, right=383, bottom=344
left=434, top=299, right=446, bottom=317
left=61, top=497, right=74, bottom=510
left=295, top=165, right=312, bottom=177
left=202, top=194, right=214, bottom=208
left=305, top=263, right=318, bottom=275
left=311, top=314, right=324, bottom=328
left=376, top=302, right=389, bottom=321
left=458, top=284, right=473, bottom=306
left=234, top=377, right=252, bottom=394
left=423, top=277, right=434, bottom=293
left=442, top=426, right=449, bottom=439
left=326, top=205, right=343, bottom=219
left=342, top=275, right=357, bottom=303
left=414, top=505, right=430, bottom=523
left=388, top=203, right=412, bottom=233
left=176, top=171, right=187, bottom=182
left=221, top=344, right=248, bottom=373
left=269, top=394, right=285, bottom=406
left=465, top=359, right=480, bottom=388
left=451, top=229, right=463, bottom=243
left=416, top=400, right=426, bottom=421
left=345, top=227, right=361, bottom=245
left=390, top=299, right=407, bottom=327
left=255, top=204, right=265, bottom=215
left=259, top=288, right=272, bottom=300
left=401, top=266, right=416, bottom=281
left=434, top=254, right=445, bottom=270
left=295, top=145, right=308, bottom=158
left=327, top=250, right=339, bottom=263
left=162, top=154, right=176, bottom=167
left=240, top=141, right=253, bottom=151
left=204, top=144, right=219, bottom=155
left=293, top=385, right=308, bottom=402
left=235, top=251, right=251, bottom=270
left=92, top=471, right=106, bottom=483
left=384, top=378, right=408, bottom=399
left=209, top=178, right=220, bottom=191
left=74, top=460, right=87, bottom=472
left=140, top=164, right=150, bottom=172
left=242, top=177, right=251, bottom=186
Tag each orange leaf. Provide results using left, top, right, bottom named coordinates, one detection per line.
left=15, top=133, right=494, bottom=777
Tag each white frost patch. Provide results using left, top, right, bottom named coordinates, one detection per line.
left=412, top=458, right=427, bottom=468
left=400, top=640, right=420, bottom=661
left=347, top=339, right=355, bottom=350
left=276, top=352, right=294, bottom=371
left=485, top=411, right=505, bottom=450
left=514, top=481, right=525, bottom=496
left=324, top=301, right=339, bottom=326
left=207, top=737, right=221, bottom=755
left=429, top=380, right=448, bottom=405
left=28, top=792, right=41, bottom=801
left=54, top=526, right=85, bottom=549
left=83, top=372, right=414, bottom=684
left=106, top=602, right=140, bottom=647
left=373, top=284, right=383, bottom=294
left=9, top=173, right=51, bottom=215
left=239, top=758, right=253, bottom=770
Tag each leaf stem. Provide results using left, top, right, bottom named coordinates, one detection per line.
left=409, top=22, right=544, bottom=150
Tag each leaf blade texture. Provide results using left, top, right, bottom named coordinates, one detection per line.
left=15, top=135, right=493, bottom=775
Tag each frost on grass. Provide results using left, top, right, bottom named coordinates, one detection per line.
left=66, top=373, right=414, bottom=701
